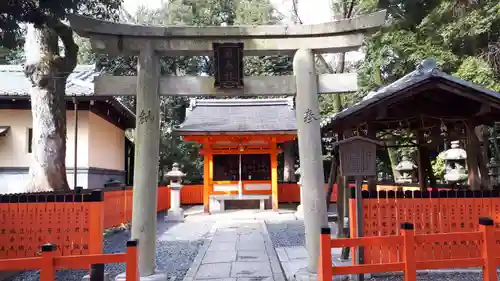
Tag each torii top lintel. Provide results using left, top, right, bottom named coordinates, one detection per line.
left=68, top=10, right=386, bottom=56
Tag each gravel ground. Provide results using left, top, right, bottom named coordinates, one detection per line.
left=266, top=218, right=305, bottom=248
left=12, top=211, right=214, bottom=281
left=265, top=217, right=338, bottom=248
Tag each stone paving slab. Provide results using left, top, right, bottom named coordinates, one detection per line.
left=231, top=262, right=272, bottom=278
left=203, top=250, right=237, bottom=263
left=284, top=246, right=308, bottom=260
left=209, top=241, right=237, bottom=252
left=196, top=263, right=232, bottom=279
left=183, top=219, right=285, bottom=281
left=237, top=250, right=269, bottom=262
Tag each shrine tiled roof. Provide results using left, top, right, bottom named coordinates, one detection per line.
left=321, top=59, right=500, bottom=130
left=0, top=64, right=97, bottom=96
left=174, top=98, right=297, bottom=135
left=0, top=64, right=135, bottom=122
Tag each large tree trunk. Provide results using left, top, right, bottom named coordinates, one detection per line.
left=24, top=22, right=78, bottom=192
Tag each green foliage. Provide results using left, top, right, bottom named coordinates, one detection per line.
left=78, top=0, right=291, bottom=182
left=344, top=0, right=500, bottom=176
left=431, top=155, right=446, bottom=181
left=454, top=56, right=500, bottom=92
left=358, top=0, right=499, bottom=97
left=0, top=0, right=122, bottom=48
left=0, top=46, right=24, bottom=64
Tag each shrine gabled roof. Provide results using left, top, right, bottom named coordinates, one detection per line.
left=0, top=64, right=98, bottom=97
left=0, top=64, right=135, bottom=128
left=321, top=59, right=500, bottom=131
left=174, top=98, right=297, bottom=135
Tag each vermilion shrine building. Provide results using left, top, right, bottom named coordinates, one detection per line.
left=175, top=98, right=297, bottom=213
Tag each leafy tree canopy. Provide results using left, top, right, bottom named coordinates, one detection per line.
left=357, top=0, right=500, bottom=97
left=74, top=0, right=293, bottom=183
left=0, top=0, right=122, bottom=49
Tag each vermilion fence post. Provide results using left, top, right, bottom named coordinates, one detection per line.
left=400, top=222, right=416, bottom=281
left=479, top=217, right=497, bottom=281
left=318, top=227, right=333, bottom=281
left=40, top=243, right=56, bottom=281
left=126, top=240, right=139, bottom=281
left=88, top=191, right=105, bottom=255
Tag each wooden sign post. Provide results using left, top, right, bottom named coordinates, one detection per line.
left=335, top=136, right=381, bottom=281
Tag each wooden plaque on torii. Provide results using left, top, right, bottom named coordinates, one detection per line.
left=213, top=42, right=244, bottom=89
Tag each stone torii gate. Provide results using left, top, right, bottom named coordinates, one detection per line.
left=69, top=11, right=386, bottom=280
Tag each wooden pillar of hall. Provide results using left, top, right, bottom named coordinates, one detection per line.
left=271, top=140, right=279, bottom=211
left=366, top=125, right=377, bottom=192
left=416, top=130, right=427, bottom=190
left=203, top=143, right=212, bottom=213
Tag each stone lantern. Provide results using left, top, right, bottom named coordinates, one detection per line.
left=442, top=140, right=468, bottom=184
left=164, top=163, right=186, bottom=222
left=395, top=155, right=417, bottom=184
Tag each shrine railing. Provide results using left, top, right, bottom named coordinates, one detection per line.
left=349, top=189, right=500, bottom=264
left=0, top=240, right=138, bottom=281
left=319, top=218, right=498, bottom=281
left=0, top=190, right=104, bottom=259
left=0, top=186, right=172, bottom=260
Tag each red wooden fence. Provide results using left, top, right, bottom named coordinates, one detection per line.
left=103, top=186, right=171, bottom=229
left=0, top=186, right=174, bottom=260
left=0, top=191, right=104, bottom=259
left=349, top=189, right=500, bottom=265
left=320, top=218, right=499, bottom=281
left=0, top=240, right=139, bottom=281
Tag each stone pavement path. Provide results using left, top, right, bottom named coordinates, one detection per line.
left=183, top=219, right=286, bottom=281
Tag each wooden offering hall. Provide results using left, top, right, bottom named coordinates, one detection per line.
left=174, top=98, right=297, bottom=213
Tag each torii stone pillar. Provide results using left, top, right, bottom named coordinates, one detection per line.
left=293, top=49, right=329, bottom=279
left=129, top=44, right=162, bottom=279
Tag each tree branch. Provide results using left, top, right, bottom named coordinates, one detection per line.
left=47, top=19, right=78, bottom=74
left=347, top=0, right=356, bottom=18
left=291, top=0, right=303, bottom=24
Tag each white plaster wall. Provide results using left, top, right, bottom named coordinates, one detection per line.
left=0, top=172, right=89, bottom=194
left=0, top=109, right=127, bottom=193
left=67, top=110, right=90, bottom=168
left=0, top=109, right=90, bottom=167
left=87, top=112, right=125, bottom=171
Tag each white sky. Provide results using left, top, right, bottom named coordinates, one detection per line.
left=123, top=0, right=333, bottom=23
left=122, top=0, right=363, bottom=62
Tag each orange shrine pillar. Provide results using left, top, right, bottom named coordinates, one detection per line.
left=203, top=146, right=212, bottom=213
left=271, top=140, right=279, bottom=211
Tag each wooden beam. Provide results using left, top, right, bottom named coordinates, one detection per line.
left=94, top=73, right=358, bottom=96
left=437, top=82, right=500, bottom=110
left=183, top=134, right=296, bottom=144
left=200, top=148, right=282, bottom=155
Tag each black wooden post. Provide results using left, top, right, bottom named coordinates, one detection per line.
left=89, top=264, right=105, bottom=281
